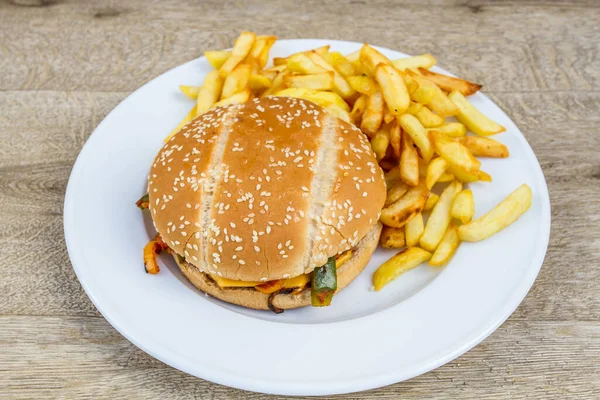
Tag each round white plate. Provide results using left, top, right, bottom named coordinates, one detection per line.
left=64, top=39, right=550, bottom=395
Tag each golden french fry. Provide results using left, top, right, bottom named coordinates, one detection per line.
left=390, top=120, right=402, bottom=159
left=196, top=70, right=224, bottom=116
left=371, top=129, right=390, bottom=161
left=405, top=212, right=424, bottom=247
left=403, top=74, right=419, bottom=94
left=384, top=166, right=401, bottom=188
left=350, top=94, right=368, bottom=124
left=459, top=136, right=509, bottom=158
left=400, top=131, right=419, bottom=186
left=264, top=64, right=288, bottom=73
left=437, top=172, right=455, bottom=182
left=222, top=63, right=252, bottom=99
left=219, top=31, right=256, bottom=78
left=179, top=85, right=201, bottom=99
left=379, top=226, right=406, bottom=249
left=383, top=105, right=395, bottom=125
left=451, top=190, right=474, bottom=223
left=398, top=114, right=434, bottom=162
left=283, top=72, right=335, bottom=90
left=425, top=157, right=449, bottom=189
left=324, top=104, right=351, bottom=123
left=430, top=131, right=481, bottom=173
left=375, top=63, right=410, bottom=115
left=411, top=85, right=437, bottom=105
left=347, top=75, right=377, bottom=96
left=418, top=68, right=482, bottom=96
left=415, top=106, right=444, bottom=128
left=420, top=180, right=462, bottom=251
left=392, top=54, right=436, bottom=71
left=424, top=192, right=440, bottom=211
left=459, top=184, right=532, bottom=242
left=345, top=49, right=361, bottom=63
left=429, top=221, right=460, bottom=266
left=447, top=165, right=490, bottom=183
left=359, top=44, right=392, bottom=74
left=409, top=72, right=458, bottom=116
left=249, top=74, right=272, bottom=91
left=274, top=87, right=349, bottom=111
left=324, top=51, right=357, bottom=77
left=380, top=183, right=428, bottom=228
left=406, top=102, right=423, bottom=115
left=313, top=45, right=330, bottom=55
left=385, top=180, right=409, bottom=207
left=361, top=91, right=384, bottom=137
left=248, top=35, right=277, bottom=69
left=260, top=70, right=278, bottom=81
left=204, top=50, right=231, bottom=69
left=478, top=170, right=492, bottom=182
left=285, top=53, right=328, bottom=74
left=449, top=91, right=506, bottom=136
left=165, top=106, right=196, bottom=142
left=212, top=89, right=251, bottom=108
left=305, top=51, right=356, bottom=99
left=373, top=247, right=432, bottom=291
left=429, top=122, right=467, bottom=137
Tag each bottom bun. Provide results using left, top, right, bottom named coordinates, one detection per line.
left=173, top=222, right=382, bottom=311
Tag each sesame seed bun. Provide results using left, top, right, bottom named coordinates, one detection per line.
left=148, top=96, right=386, bottom=282
left=173, top=222, right=382, bottom=310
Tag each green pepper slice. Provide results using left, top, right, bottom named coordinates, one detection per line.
left=311, top=256, right=337, bottom=307
left=136, top=193, right=150, bottom=210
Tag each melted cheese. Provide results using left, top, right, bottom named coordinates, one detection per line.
left=209, top=249, right=352, bottom=289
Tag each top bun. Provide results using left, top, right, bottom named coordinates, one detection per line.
left=148, top=96, right=386, bottom=282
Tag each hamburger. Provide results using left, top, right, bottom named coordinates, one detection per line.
left=141, top=96, right=386, bottom=312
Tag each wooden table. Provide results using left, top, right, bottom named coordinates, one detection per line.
left=1, top=0, right=599, bottom=398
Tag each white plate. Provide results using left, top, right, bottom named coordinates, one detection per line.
left=64, top=39, right=551, bottom=395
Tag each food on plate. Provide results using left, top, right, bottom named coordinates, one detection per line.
left=458, top=184, right=532, bottom=242
left=142, top=31, right=533, bottom=300
left=142, top=97, right=386, bottom=312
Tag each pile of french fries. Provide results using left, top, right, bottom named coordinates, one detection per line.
left=171, top=31, right=533, bottom=292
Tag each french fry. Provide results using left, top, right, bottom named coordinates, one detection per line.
left=380, top=183, right=428, bottom=228
left=359, top=44, right=392, bottom=74
left=313, top=45, right=330, bottom=55
left=429, top=122, right=467, bottom=137
left=260, top=70, right=278, bottom=81
left=411, top=85, right=437, bottom=105
left=415, top=106, right=444, bottom=128
left=429, top=221, right=460, bottom=266
left=380, top=226, right=406, bottom=249
left=350, top=94, right=368, bottom=124
left=212, top=89, right=251, bottom=108
left=420, top=180, right=462, bottom=252
left=221, top=63, right=252, bottom=99
left=385, top=180, right=409, bottom=207
left=374, top=64, right=410, bottom=116
left=425, top=157, right=449, bottom=189
left=449, top=91, right=506, bottom=136
left=361, top=91, right=384, bottom=137
left=451, top=189, right=474, bottom=223
left=347, top=75, right=378, bottom=96
left=390, top=120, right=402, bottom=159
left=324, top=52, right=357, bottom=77
left=248, top=35, right=277, bottom=69
left=430, top=131, right=481, bottom=173
left=264, top=64, right=287, bottom=73
left=384, top=166, right=401, bottom=188
left=285, top=53, right=328, bottom=74
left=448, top=165, right=491, bottom=183
left=418, top=68, right=482, bottom=96
left=459, top=136, right=509, bottom=158
left=403, top=74, right=419, bottom=94
left=179, top=85, right=201, bottom=99
left=204, top=50, right=231, bottom=69
left=398, top=114, right=434, bottom=162
left=249, top=74, right=272, bottom=91
left=383, top=105, right=395, bottom=124
left=261, top=71, right=287, bottom=97
left=283, top=72, right=335, bottom=90
left=437, top=172, right=455, bottom=182
left=219, top=31, right=256, bottom=78
left=406, top=102, right=423, bottom=115
left=165, top=105, right=196, bottom=142
left=373, top=247, right=432, bottom=291
left=459, top=184, right=532, bottom=242
left=392, top=54, right=436, bottom=71
left=409, top=72, right=458, bottom=116
left=400, top=131, right=419, bottom=186
left=405, top=212, right=424, bottom=247
left=274, top=87, right=349, bottom=111
left=423, top=192, right=440, bottom=211
left=324, top=104, right=351, bottom=123
left=371, top=130, right=390, bottom=161
left=305, top=51, right=356, bottom=99
left=196, top=70, right=224, bottom=116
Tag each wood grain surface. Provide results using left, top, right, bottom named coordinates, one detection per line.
left=1, top=0, right=599, bottom=398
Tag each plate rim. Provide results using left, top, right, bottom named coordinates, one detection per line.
left=64, top=38, right=551, bottom=395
